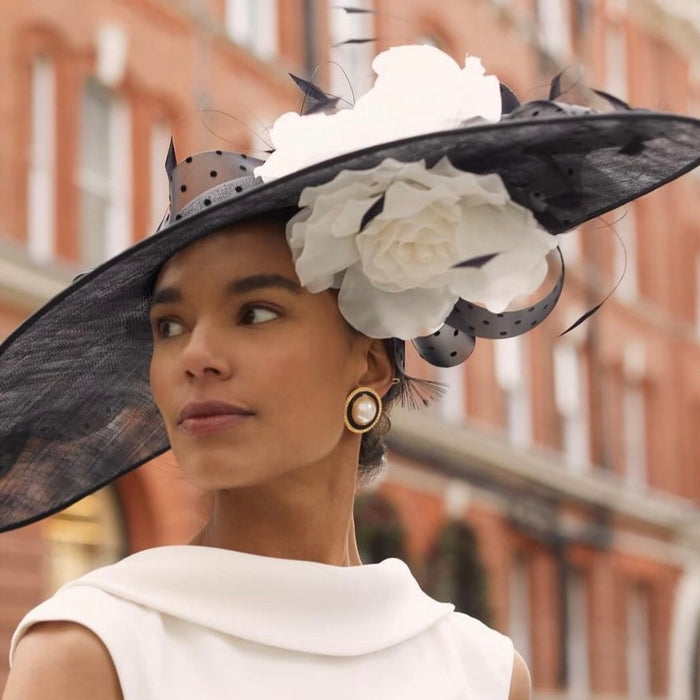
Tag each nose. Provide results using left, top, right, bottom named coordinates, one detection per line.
left=182, top=321, right=232, bottom=380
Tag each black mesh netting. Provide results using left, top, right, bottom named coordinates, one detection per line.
left=1, top=109, right=699, bottom=531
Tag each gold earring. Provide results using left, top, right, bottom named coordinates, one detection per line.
left=344, top=386, right=382, bottom=434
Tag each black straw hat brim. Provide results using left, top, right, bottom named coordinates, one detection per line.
left=1, top=109, right=699, bottom=531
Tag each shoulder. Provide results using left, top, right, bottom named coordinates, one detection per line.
left=445, top=611, right=514, bottom=661
left=8, top=583, right=160, bottom=700
left=3, top=621, right=122, bottom=700
left=508, top=650, right=532, bottom=700
left=443, top=612, right=526, bottom=699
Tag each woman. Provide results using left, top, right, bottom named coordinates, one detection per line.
left=2, top=44, right=700, bottom=699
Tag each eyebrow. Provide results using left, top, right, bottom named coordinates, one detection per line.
left=150, top=273, right=302, bottom=309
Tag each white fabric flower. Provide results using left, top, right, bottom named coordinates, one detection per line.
left=286, top=158, right=558, bottom=339
left=255, top=45, right=502, bottom=183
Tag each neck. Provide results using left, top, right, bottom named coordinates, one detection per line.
left=189, top=457, right=363, bottom=567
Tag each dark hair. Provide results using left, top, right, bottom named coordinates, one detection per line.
left=357, top=353, right=404, bottom=484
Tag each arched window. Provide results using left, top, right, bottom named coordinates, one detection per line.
left=353, top=491, right=406, bottom=563
left=425, top=519, right=491, bottom=623
left=44, top=488, right=126, bottom=594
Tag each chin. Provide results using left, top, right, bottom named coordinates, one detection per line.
left=173, top=448, right=281, bottom=492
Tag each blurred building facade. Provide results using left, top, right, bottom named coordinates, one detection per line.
left=1, top=0, right=700, bottom=698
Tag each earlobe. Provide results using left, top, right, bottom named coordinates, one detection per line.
left=357, top=339, right=395, bottom=398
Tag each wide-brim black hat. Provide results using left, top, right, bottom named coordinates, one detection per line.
left=1, top=94, right=699, bottom=531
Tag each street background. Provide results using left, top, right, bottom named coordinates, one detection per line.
left=1, top=1, right=700, bottom=697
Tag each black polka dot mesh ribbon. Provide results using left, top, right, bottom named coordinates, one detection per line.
left=163, top=145, right=265, bottom=226
left=412, top=248, right=565, bottom=368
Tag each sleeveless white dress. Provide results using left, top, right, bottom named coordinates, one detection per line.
left=11, top=546, right=513, bottom=699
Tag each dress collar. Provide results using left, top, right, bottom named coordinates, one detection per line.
left=66, top=545, right=454, bottom=656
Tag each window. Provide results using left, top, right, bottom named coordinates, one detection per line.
left=45, top=489, right=125, bottom=594
left=328, top=0, right=375, bottom=104
left=225, top=0, right=278, bottom=60
left=443, top=479, right=471, bottom=519
left=426, top=520, right=491, bottom=622
left=605, top=18, right=628, bottom=100
left=495, top=336, right=532, bottom=447
left=553, top=340, right=590, bottom=470
left=353, top=492, right=406, bottom=563
left=536, top=0, right=572, bottom=59
left=566, top=569, right=590, bottom=699
left=509, top=554, right=532, bottom=666
left=77, top=79, right=131, bottom=265
left=613, top=205, right=638, bottom=301
left=622, top=381, right=646, bottom=488
left=627, top=584, right=651, bottom=698
left=436, top=365, right=466, bottom=423
left=27, top=56, right=56, bottom=263
left=149, top=121, right=171, bottom=235
left=558, top=226, right=581, bottom=265
left=622, top=342, right=647, bottom=488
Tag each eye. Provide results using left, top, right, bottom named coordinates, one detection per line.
left=240, top=305, right=279, bottom=325
left=155, top=318, right=185, bottom=338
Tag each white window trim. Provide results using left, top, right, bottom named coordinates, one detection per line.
left=509, top=555, right=532, bottom=666
left=605, top=19, right=628, bottom=100
left=225, top=0, right=278, bottom=60
left=149, top=121, right=171, bottom=235
left=558, top=226, right=581, bottom=265
left=622, top=380, right=647, bottom=489
left=77, top=82, right=132, bottom=264
left=613, top=205, right=638, bottom=301
left=553, top=340, right=590, bottom=471
left=328, top=0, right=375, bottom=103
left=105, top=97, right=131, bottom=257
left=27, top=56, right=56, bottom=263
left=567, top=569, right=591, bottom=700
left=436, top=365, right=466, bottom=423
left=627, top=584, right=652, bottom=698
left=495, top=336, right=532, bottom=448
left=536, top=0, right=572, bottom=59
left=622, top=342, right=647, bottom=489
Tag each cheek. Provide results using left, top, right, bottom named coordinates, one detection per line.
left=253, top=334, right=354, bottom=431
left=149, top=350, right=173, bottom=418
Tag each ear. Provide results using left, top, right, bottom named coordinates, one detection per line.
left=357, top=339, right=395, bottom=398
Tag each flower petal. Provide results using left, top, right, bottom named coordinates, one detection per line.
left=338, top=264, right=458, bottom=339
left=254, top=45, right=502, bottom=183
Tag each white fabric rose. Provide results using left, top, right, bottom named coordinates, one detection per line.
left=286, top=158, right=558, bottom=339
left=255, top=45, right=502, bottom=183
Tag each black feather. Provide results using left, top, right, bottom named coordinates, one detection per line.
left=333, top=38, right=376, bottom=46
left=452, top=253, right=499, bottom=269
left=165, top=138, right=177, bottom=179
left=289, top=73, right=341, bottom=115
left=360, top=195, right=385, bottom=231
left=334, top=6, right=377, bottom=14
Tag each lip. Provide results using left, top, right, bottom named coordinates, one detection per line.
left=177, top=400, right=254, bottom=435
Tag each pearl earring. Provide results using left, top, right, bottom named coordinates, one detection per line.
left=344, top=387, right=382, bottom=434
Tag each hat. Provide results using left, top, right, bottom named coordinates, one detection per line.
left=1, top=44, right=699, bottom=532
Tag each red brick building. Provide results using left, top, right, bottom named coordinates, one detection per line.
left=1, top=1, right=700, bottom=698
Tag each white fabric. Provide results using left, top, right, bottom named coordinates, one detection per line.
left=10, top=545, right=514, bottom=699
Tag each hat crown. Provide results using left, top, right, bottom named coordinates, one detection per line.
left=167, top=150, right=264, bottom=224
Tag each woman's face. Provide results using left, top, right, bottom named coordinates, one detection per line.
left=149, top=219, right=385, bottom=491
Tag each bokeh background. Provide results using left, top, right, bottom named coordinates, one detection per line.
left=1, top=1, right=700, bottom=698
